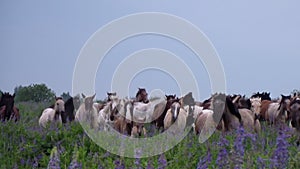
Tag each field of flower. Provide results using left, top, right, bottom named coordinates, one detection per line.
left=1, top=101, right=300, bottom=169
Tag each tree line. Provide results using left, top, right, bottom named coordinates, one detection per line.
left=0, top=83, right=300, bottom=103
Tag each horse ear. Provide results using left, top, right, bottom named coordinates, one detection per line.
left=82, top=93, right=86, bottom=98
left=174, top=94, right=176, bottom=97
left=12, top=93, right=15, bottom=98
left=107, top=92, right=109, bottom=95
left=92, top=93, right=96, bottom=100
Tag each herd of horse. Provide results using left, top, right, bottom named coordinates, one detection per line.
left=2, top=89, right=300, bottom=141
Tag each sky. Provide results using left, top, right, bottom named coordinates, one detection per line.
left=1, top=0, right=300, bottom=100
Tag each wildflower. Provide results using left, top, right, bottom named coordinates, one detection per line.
left=68, top=145, right=82, bottom=169
left=231, top=127, right=246, bottom=169
left=47, top=146, right=61, bottom=169
left=216, top=137, right=229, bottom=168
left=114, top=158, right=125, bottom=169
left=158, top=153, right=167, bottom=169
left=270, top=127, right=290, bottom=169
left=197, top=148, right=212, bottom=169
left=257, top=157, right=265, bottom=169
left=147, top=160, right=154, bottom=169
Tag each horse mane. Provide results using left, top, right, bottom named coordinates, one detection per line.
left=251, top=92, right=271, bottom=101
left=225, top=96, right=242, bottom=122
left=65, top=97, right=74, bottom=107
left=136, top=88, right=146, bottom=98
left=278, top=94, right=291, bottom=110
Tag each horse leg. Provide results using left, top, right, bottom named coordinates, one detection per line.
left=143, top=126, right=147, bottom=137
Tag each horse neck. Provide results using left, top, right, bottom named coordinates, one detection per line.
left=278, top=101, right=288, bottom=116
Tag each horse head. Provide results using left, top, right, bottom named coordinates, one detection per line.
left=54, top=98, right=65, bottom=120
left=82, top=93, right=96, bottom=112
left=171, top=102, right=181, bottom=123
left=1, top=92, right=15, bottom=120
left=136, top=88, right=148, bottom=103
left=250, top=97, right=261, bottom=117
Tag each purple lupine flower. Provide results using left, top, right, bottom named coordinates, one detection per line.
left=270, top=127, right=290, bottom=169
left=47, top=146, right=61, bottom=169
left=114, top=159, right=125, bottom=169
left=68, top=147, right=82, bottom=169
left=257, top=157, right=265, bottom=169
left=197, top=148, right=212, bottom=169
left=134, top=149, right=143, bottom=169
left=32, top=157, right=39, bottom=168
left=20, top=158, right=26, bottom=166
left=146, top=160, right=154, bottom=169
left=216, top=137, right=230, bottom=169
left=158, top=153, right=167, bottom=169
left=231, top=127, right=246, bottom=169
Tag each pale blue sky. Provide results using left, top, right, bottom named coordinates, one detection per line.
left=1, top=0, right=299, bottom=100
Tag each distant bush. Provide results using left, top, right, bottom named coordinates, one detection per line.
left=14, top=84, right=56, bottom=102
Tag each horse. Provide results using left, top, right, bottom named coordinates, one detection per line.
left=75, top=94, right=98, bottom=129
left=289, top=98, right=300, bottom=144
left=61, top=95, right=81, bottom=123
left=266, top=94, right=291, bottom=126
left=153, top=94, right=177, bottom=131
left=107, top=92, right=117, bottom=102
left=164, top=101, right=190, bottom=134
left=39, top=98, right=65, bottom=128
left=130, top=96, right=167, bottom=137
left=251, top=92, right=271, bottom=101
left=98, top=101, right=113, bottom=131
left=135, top=88, right=149, bottom=103
left=250, top=97, right=261, bottom=119
left=194, top=93, right=225, bottom=135
left=195, top=93, right=260, bottom=134
left=230, top=94, right=251, bottom=110
left=251, top=93, right=273, bottom=121
left=0, top=92, right=20, bottom=122
left=164, top=102, right=181, bottom=130
left=113, top=98, right=134, bottom=135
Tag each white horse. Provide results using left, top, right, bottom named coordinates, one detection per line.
left=98, top=101, right=114, bottom=131
left=132, top=97, right=167, bottom=123
left=39, top=98, right=65, bottom=128
left=75, top=94, right=98, bottom=129
left=250, top=97, right=261, bottom=118
left=130, top=96, right=167, bottom=137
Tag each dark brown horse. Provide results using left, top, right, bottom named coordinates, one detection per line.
left=289, top=98, right=300, bottom=144
left=0, top=92, right=20, bottom=122
left=135, top=88, right=149, bottom=103
left=154, top=94, right=178, bottom=131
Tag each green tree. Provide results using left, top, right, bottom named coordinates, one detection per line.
left=61, top=92, right=71, bottom=101
left=14, top=84, right=56, bottom=102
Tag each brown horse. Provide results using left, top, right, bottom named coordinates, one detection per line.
left=153, top=94, right=177, bottom=131
left=0, top=92, right=20, bottom=122
left=194, top=93, right=260, bottom=134
left=289, top=98, right=300, bottom=144
left=266, top=94, right=291, bottom=126
left=135, top=88, right=149, bottom=103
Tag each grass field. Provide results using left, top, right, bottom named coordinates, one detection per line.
left=1, top=101, right=300, bottom=169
